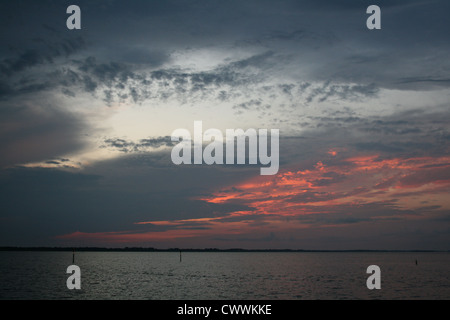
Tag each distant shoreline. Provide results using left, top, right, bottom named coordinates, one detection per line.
left=0, top=247, right=447, bottom=253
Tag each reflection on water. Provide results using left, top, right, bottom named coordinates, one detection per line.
left=0, top=251, right=449, bottom=299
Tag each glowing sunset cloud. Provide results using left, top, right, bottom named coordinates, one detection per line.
left=56, top=153, right=450, bottom=245
left=200, top=154, right=450, bottom=216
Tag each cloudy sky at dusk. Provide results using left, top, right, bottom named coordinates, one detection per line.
left=1, top=0, right=449, bottom=250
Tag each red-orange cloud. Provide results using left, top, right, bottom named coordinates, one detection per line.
left=56, top=154, right=450, bottom=244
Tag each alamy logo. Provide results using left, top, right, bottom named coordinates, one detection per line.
left=170, top=121, right=279, bottom=175
left=66, top=265, right=81, bottom=290
left=366, top=265, right=381, bottom=290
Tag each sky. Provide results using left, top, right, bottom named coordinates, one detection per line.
left=0, top=0, right=449, bottom=250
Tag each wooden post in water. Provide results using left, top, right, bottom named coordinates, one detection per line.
left=72, top=249, right=75, bottom=264
left=179, top=250, right=182, bottom=262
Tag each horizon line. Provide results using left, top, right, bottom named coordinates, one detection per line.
left=0, top=246, right=448, bottom=253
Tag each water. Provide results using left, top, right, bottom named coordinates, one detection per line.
left=0, top=251, right=449, bottom=300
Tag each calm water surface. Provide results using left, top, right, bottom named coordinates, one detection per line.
left=0, top=251, right=449, bottom=299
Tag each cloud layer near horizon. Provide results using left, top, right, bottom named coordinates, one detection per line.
left=0, top=0, right=449, bottom=249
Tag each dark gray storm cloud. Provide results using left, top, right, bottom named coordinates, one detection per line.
left=103, top=136, right=174, bottom=153
left=0, top=100, right=88, bottom=167
left=2, top=0, right=449, bottom=103
left=0, top=163, right=255, bottom=246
